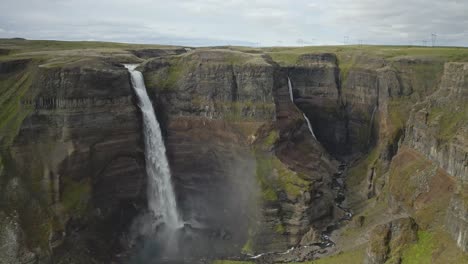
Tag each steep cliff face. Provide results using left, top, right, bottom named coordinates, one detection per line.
left=335, top=56, right=468, bottom=261
left=1, top=41, right=468, bottom=263
left=403, top=62, right=468, bottom=252
left=142, top=49, right=340, bottom=255
left=405, top=63, right=468, bottom=181
left=252, top=73, right=339, bottom=253
left=287, top=53, right=347, bottom=156
left=0, top=58, right=146, bottom=262
left=143, top=49, right=276, bottom=120
left=1, top=44, right=344, bottom=262
left=142, top=50, right=273, bottom=256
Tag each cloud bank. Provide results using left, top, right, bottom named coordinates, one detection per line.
left=0, top=0, right=466, bottom=46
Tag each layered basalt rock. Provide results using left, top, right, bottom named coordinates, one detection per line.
left=142, top=50, right=340, bottom=254
left=403, top=62, right=468, bottom=251
left=0, top=59, right=146, bottom=262
left=250, top=74, right=339, bottom=253
left=143, top=49, right=276, bottom=121
left=405, top=63, right=468, bottom=181
left=343, top=58, right=467, bottom=255
left=446, top=193, right=468, bottom=252
left=2, top=43, right=468, bottom=263
left=287, top=53, right=347, bottom=156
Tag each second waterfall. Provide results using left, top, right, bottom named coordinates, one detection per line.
left=125, top=64, right=182, bottom=231
left=288, top=77, right=318, bottom=140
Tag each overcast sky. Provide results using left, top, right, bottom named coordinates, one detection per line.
left=0, top=0, right=467, bottom=47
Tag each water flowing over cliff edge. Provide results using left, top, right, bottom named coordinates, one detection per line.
left=0, top=39, right=467, bottom=263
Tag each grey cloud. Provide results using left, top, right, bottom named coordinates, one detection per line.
left=0, top=0, right=466, bottom=46
left=318, top=0, right=468, bottom=45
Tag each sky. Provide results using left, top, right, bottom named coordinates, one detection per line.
left=0, top=0, right=467, bottom=47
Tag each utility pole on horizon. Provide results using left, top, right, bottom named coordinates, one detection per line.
left=343, top=36, right=349, bottom=45
left=431, top=33, right=437, bottom=47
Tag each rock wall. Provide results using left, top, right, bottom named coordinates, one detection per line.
left=403, top=62, right=468, bottom=252
left=446, top=194, right=468, bottom=252
left=1, top=45, right=467, bottom=262
left=345, top=58, right=467, bottom=254
left=288, top=53, right=347, bottom=156
left=405, top=63, right=468, bottom=181
left=0, top=60, right=146, bottom=262
left=142, top=50, right=340, bottom=254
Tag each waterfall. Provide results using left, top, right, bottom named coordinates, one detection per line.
left=288, top=77, right=317, bottom=140
left=303, top=113, right=317, bottom=140
left=368, top=106, right=377, bottom=144
left=125, top=64, right=182, bottom=230
left=288, top=77, right=294, bottom=102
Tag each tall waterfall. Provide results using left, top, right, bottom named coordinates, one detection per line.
left=288, top=77, right=294, bottom=102
left=368, top=106, right=377, bottom=144
left=125, top=64, right=182, bottom=230
left=287, top=77, right=317, bottom=140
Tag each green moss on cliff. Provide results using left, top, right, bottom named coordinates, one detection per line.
left=0, top=60, right=90, bottom=254
left=241, top=237, right=254, bottom=255
left=336, top=54, right=356, bottom=84
left=263, top=130, right=279, bottom=148
left=400, top=231, right=433, bottom=264
left=255, top=150, right=309, bottom=201
left=386, top=149, right=454, bottom=230
left=404, top=62, right=445, bottom=97
left=388, top=157, right=428, bottom=208
left=388, top=99, right=410, bottom=133
left=274, top=223, right=285, bottom=234
left=428, top=104, right=468, bottom=142
left=347, top=147, right=379, bottom=187
left=255, top=153, right=278, bottom=202
left=0, top=66, right=36, bottom=146
left=61, top=177, right=91, bottom=217
left=272, top=158, right=309, bottom=199
left=410, top=229, right=468, bottom=264
left=149, top=57, right=188, bottom=90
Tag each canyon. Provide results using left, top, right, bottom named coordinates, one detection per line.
left=0, top=39, right=467, bottom=263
